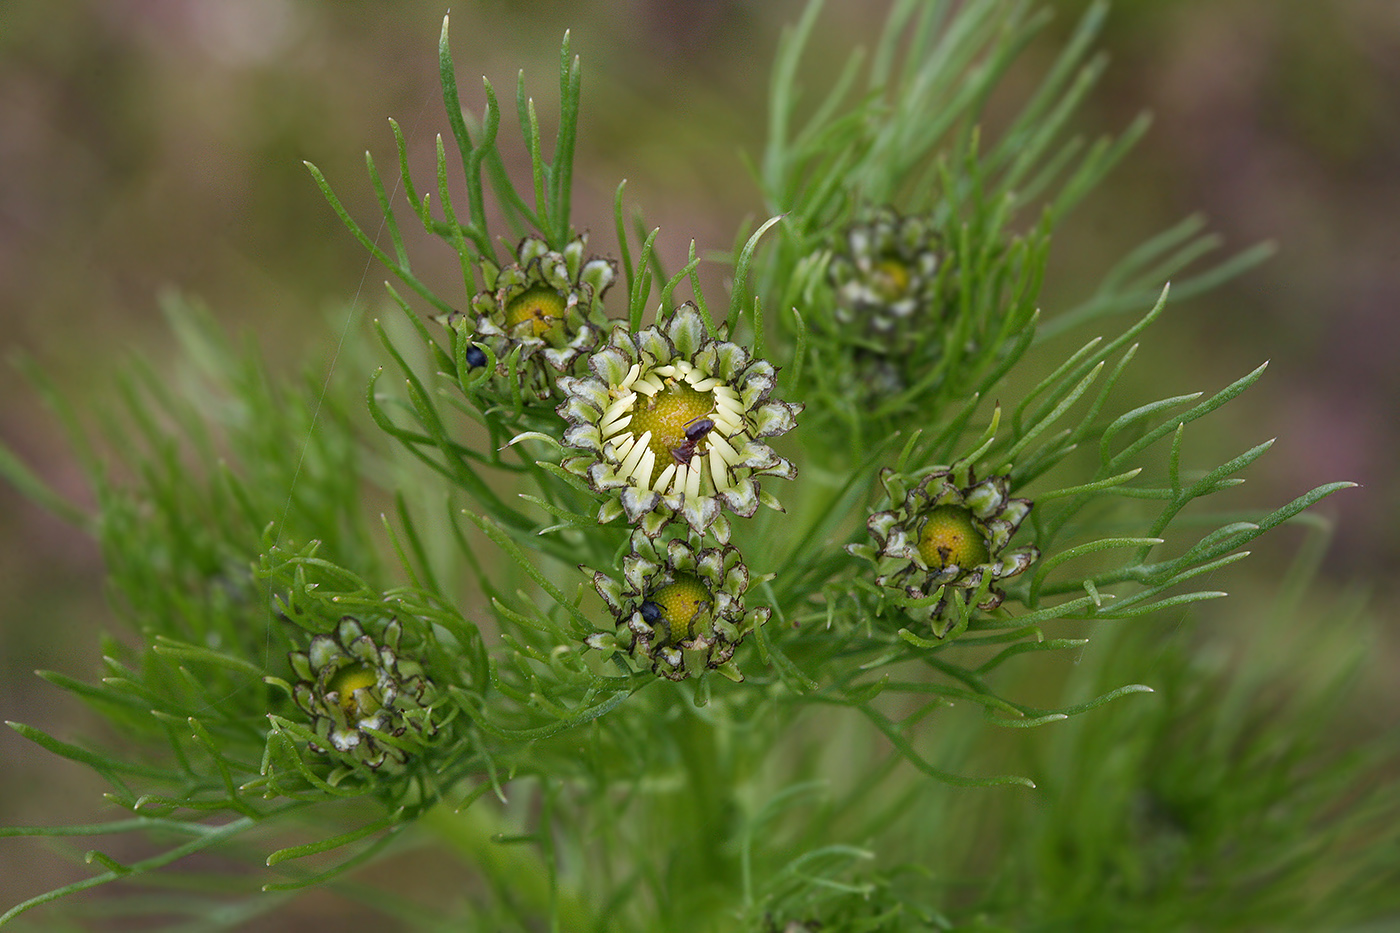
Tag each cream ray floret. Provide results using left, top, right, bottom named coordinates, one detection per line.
left=557, top=302, right=801, bottom=540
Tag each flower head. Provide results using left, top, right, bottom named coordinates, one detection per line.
left=464, top=232, right=616, bottom=397
left=557, top=303, right=801, bottom=540
left=586, top=531, right=769, bottom=681
left=849, top=467, right=1038, bottom=635
left=286, top=617, right=436, bottom=769
left=827, top=208, right=941, bottom=340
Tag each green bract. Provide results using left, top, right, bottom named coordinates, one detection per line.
left=556, top=302, right=801, bottom=541
left=586, top=530, right=768, bottom=681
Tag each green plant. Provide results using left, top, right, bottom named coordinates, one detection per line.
left=3, top=2, right=1395, bottom=930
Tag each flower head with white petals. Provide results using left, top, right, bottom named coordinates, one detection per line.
left=557, top=303, right=801, bottom=540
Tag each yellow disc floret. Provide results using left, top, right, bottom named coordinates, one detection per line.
left=648, top=573, right=712, bottom=644
left=871, top=256, right=912, bottom=302
left=625, top=383, right=715, bottom=484
left=917, top=505, right=990, bottom=571
left=328, top=663, right=381, bottom=719
left=505, top=286, right=568, bottom=337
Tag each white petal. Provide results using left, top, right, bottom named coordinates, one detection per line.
left=710, top=446, right=731, bottom=491
left=634, top=448, right=657, bottom=486
left=610, top=433, right=637, bottom=463
left=618, top=431, right=651, bottom=479
left=685, top=459, right=703, bottom=501
left=652, top=462, right=677, bottom=493
left=598, top=413, right=633, bottom=440
left=600, top=393, right=636, bottom=427
left=706, top=431, right=741, bottom=466
left=712, top=409, right=745, bottom=435
left=714, top=391, right=745, bottom=425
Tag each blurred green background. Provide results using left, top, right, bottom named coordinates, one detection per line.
left=2, top=0, right=1397, bottom=926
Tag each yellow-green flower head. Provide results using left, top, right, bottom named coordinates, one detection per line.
left=286, top=617, right=435, bottom=770
left=465, top=232, right=616, bottom=397
left=585, top=530, right=769, bottom=681
left=556, top=302, right=801, bottom=541
left=827, top=207, right=941, bottom=336
left=849, top=467, right=1038, bottom=635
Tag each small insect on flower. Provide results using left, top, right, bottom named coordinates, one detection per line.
left=670, top=416, right=715, bottom=466
left=464, top=343, right=487, bottom=368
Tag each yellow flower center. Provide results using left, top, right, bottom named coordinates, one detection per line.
left=871, top=256, right=912, bottom=302
left=917, top=505, right=990, bottom=571
left=626, top=383, right=715, bottom=484
left=505, top=286, right=568, bottom=337
left=328, top=663, right=381, bottom=719
left=648, top=573, right=713, bottom=644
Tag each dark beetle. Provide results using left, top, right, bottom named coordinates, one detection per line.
left=670, top=417, right=715, bottom=466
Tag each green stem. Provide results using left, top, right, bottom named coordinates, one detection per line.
left=421, top=798, right=596, bottom=930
